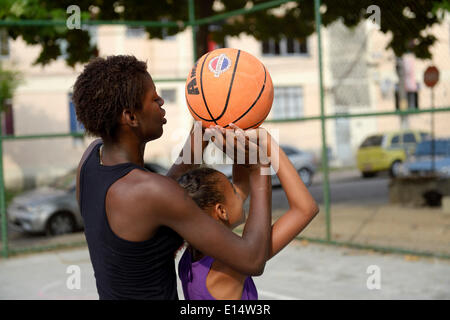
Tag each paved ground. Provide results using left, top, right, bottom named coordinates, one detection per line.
left=2, top=200, right=449, bottom=258
left=0, top=240, right=449, bottom=300
left=281, top=203, right=450, bottom=257
left=1, top=169, right=449, bottom=299
left=1, top=168, right=391, bottom=251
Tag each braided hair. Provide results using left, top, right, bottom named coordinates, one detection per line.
left=177, top=167, right=227, bottom=259
left=177, top=167, right=225, bottom=210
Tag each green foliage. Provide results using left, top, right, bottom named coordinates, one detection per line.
left=219, top=0, right=447, bottom=60
left=1, top=0, right=95, bottom=67
left=0, top=0, right=448, bottom=66
left=0, top=65, right=21, bottom=113
left=433, top=0, right=450, bottom=12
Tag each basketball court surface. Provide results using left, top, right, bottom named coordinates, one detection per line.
left=1, top=240, right=448, bottom=300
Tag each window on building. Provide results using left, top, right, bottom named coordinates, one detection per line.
left=395, top=84, right=419, bottom=110
left=262, top=38, right=308, bottom=56
left=58, top=39, right=69, bottom=60
left=160, top=88, right=177, bottom=104
left=126, top=27, right=146, bottom=38
left=269, top=86, right=304, bottom=120
left=68, top=93, right=84, bottom=134
left=1, top=99, right=14, bottom=136
left=126, top=25, right=175, bottom=40
left=0, top=28, right=9, bottom=58
left=420, top=132, right=430, bottom=141
left=161, top=18, right=176, bottom=40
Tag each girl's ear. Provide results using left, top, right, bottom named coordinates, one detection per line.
left=121, top=109, right=139, bottom=127
left=213, top=203, right=228, bottom=222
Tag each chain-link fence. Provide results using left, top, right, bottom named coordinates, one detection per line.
left=307, top=8, right=450, bottom=258
left=1, top=0, right=449, bottom=258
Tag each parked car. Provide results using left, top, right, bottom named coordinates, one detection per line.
left=400, top=138, right=450, bottom=177
left=7, top=162, right=168, bottom=236
left=356, top=130, right=430, bottom=178
left=212, top=145, right=317, bottom=187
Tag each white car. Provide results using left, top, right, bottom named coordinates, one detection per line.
left=7, top=163, right=168, bottom=235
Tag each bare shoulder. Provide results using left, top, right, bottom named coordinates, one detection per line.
left=81, top=138, right=102, bottom=163
left=77, top=138, right=102, bottom=173
left=105, top=168, right=170, bottom=240
left=108, top=167, right=168, bottom=198
left=108, top=168, right=186, bottom=217
left=105, top=168, right=190, bottom=239
left=207, top=259, right=247, bottom=300
left=211, top=260, right=247, bottom=281
left=76, top=138, right=102, bottom=205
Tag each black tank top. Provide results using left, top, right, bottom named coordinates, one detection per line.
left=79, top=142, right=183, bottom=300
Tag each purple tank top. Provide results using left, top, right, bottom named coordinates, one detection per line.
left=178, top=248, right=258, bottom=300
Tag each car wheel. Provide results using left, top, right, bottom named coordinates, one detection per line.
left=47, top=212, right=75, bottom=236
left=389, top=160, right=402, bottom=178
left=298, top=168, right=313, bottom=187
left=362, top=171, right=377, bottom=178
left=423, top=191, right=442, bottom=207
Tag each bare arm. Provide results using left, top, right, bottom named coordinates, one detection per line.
left=226, top=123, right=268, bottom=202
left=232, top=164, right=251, bottom=201
left=166, top=121, right=209, bottom=181
left=268, top=135, right=319, bottom=259
left=150, top=167, right=271, bottom=276
left=159, top=125, right=271, bottom=275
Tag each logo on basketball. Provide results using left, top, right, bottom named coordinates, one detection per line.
left=185, top=48, right=274, bottom=130
left=208, top=54, right=232, bottom=77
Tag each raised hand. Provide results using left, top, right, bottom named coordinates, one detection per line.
left=207, top=123, right=271, bottom=167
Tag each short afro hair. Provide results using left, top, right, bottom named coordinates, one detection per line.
left=73, top=55, right=150, bottom=139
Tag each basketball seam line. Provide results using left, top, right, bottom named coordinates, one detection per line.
left=245, top=80, right=273, bottom=129
left=199, top=52, right=217, bottom=125
left=185, top=94, right=212, bottom=121
left=214, top=49, right=241, bottom=122
left=245, top=117, right=265, bottom=130
left=224, top=64, right=267, bottom=129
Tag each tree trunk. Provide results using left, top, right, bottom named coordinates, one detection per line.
left=396, top=56, right=409, bottom=129
left=194, top=0, right=214, bottom=59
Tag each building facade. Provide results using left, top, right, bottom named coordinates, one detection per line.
left=1, top=16, right=449, bottom=189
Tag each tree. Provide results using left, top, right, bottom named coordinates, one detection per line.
left=0, top=64, right=21, bottom=113
left=0, top=0, right=448, bottom=67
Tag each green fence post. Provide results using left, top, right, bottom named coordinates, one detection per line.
left=0, top=115, right=8, bottom=258
left=314, top=0, right=331, bottom=242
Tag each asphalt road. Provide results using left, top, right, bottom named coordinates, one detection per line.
left=294, top=172, right=388, bottom=204
left=270, top=170, right=390, bottom=211
left=5, top=169, right=390, bottom=243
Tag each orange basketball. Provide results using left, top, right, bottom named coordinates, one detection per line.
left=185, top=48, right=274, bottom=129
